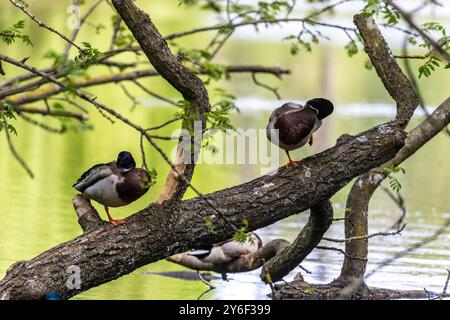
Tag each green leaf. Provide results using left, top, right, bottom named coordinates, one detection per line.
left=204, top=215, right=218, bottom=235
left=384, top=166, right=406, bottom=192
left=74, top=42, right=102, bottom=69
left=345, top=41, right=358, bottom=57
left=418, top=55, right=442, bottom=78
left=13, top=20, right=26, bottom=30
left=1, top=20, right=33, bottom=46
left=362, top=0, right=381, bottom=17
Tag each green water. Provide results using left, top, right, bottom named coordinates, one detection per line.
left=0, top=0, right=449, bottom=299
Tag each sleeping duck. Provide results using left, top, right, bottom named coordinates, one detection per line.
left=266, top=98, right=334, bottom=168
left=73, top=151, right=152, bottom=226
left=188, top=233, right=262, bottom=265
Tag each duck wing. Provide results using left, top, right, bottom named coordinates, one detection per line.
left=72, top=162, right=115, bottom=192
left=220, top=239, right=253, bottom=259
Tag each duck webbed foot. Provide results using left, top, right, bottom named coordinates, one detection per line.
left=283, top=159, right=301, bottom=169
left=110, top=218, right=125, bottom=226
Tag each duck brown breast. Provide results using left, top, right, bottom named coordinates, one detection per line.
left=274, top=108, right=317, bottom=146
left=116, top=169, right=149, bottom=203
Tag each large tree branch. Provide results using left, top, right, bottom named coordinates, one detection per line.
left=112, top=0, right=211, bottom=203
left=0, top=124, right=406, bottom=299
left=260, top=200, right=334, bottom=283
left=336, top=96, right=449, bottom=289
left=335, top=14, right=439, bottom=288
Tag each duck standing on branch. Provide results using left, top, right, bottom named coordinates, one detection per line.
left=266, top=98, right=334, bottom=168
left=73, top=151, right=152, bottom=226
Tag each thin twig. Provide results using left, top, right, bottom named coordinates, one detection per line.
left=145, top=117, right=181, bottom=131
left=164, top=18, right=357, bottom=41
left=438, top=269, right=450, bottom=300
left=298, top=265, right=312, bottom=274
left=64, top=0, right=104, bottom=55
left=19, top=113, right=66, bottom=134
left=251, top=73, right=281, bottom=99
left=381, top=186, right=407, bottom=230
left=316, top=246, right=368, bottom=261
left=132, top=80, right=180, bottom=107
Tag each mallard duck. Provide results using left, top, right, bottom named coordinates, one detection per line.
left=188, top=233, right=262, bottom=265
left=266, top=98, right=334, bottom=168
left=73, top=151, right=151, bottom=226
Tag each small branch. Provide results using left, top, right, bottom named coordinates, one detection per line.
left=225, top=65, right=290, bottom=77
left=316, top=246, right=368, bottom=261
left=139, top=133, right=148, bottom=171
left=365, top=219, right=450, bottom=280
left=385, top=0, right=450, bottom=64
left=118, top=82, right=138, bottom=110
left=1, top=65, right=286, bottom=107
left=381, top=186, right=407, bottom=230
left=145, top=117, right=181, bottom=131
left=109, top=15, right=122, bottom=51
left=12, top=105, right=88, bottom=122
left=10, top=0, right=82, bottom=51
left=439, top=269, right=450, bottom=300
left=251, top=73, right=281, bottom=99
left=164, top=18, right=356, bottom=41
left=1, top=114, right=34, bottom=178
left=167, top=238, right=291, bottom=274
left=72, top=195, right=107, bottom=232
